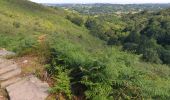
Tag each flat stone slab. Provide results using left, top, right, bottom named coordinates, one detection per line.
left=1, top=77, right=22, bottom=88
left=0, top=50, right=15, bottom=57
left=0, top=50, right=49, bottom=100
left=0, top=64, right=18, bottom=75
left=6, top=75, right=49, bottom=100
left=0, top=60, right=15, bottom=69
left=0, top=58, right=8, bottom=64
left=0, top=68, right=21, bottom=81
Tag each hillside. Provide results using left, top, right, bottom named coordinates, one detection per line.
left=0, top=0, right=170, bottom=100
left=0, top=0, right=104, bottom=52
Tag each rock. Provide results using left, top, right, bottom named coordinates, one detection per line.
left=0, top=61, right=15, bottom=69
left=1, top=77, right=22, bottom=88
left=0, top=64, right=18, bottom=75
left=0, top=58, right=7, bottom=64
left=28, top=75, right=49, bottom=92
left=0, top=95, right=5, bottom=100
left=23, top=60, right=28, bottom=64
left=6, top=75, right=49, bottom=100
left=0, top=50, right=49, bottom=100
left=0, top=68, right=21, bottom=81
left=0, top=50, right=15, bottom=57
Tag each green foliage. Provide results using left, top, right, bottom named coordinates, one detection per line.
left=0, top=33, right=37, bottom=55
left=46, top=35, right=170, bottom=99
left=160, top=49, right=170, bottom=64
left=123, top=43, right=138, bottom=52
left=66, top=14, right=84, bottom=26
left=122, top=9, right=170, bottom=64
left=85, top=16, right=127, bottom=42
left=13, top=21, right=20, bottom=28
left=143, top=48, right=162, bottom=64
left=48, top=64, right=72, bottom=99
left=85, top=18, right=97, bottom=30
left=0, top=0, right=170, bottom=100
left=15, top=36, right=38, bottom=55
left=58, top=4, right=170, bottom=15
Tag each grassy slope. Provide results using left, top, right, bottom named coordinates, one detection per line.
left=0, top=0, right=104, bottom=51
left=0, top=0, right=170, bottom=99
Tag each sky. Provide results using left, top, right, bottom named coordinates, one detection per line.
left=30, top=0, right=170, bottom=4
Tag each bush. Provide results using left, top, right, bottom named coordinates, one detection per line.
left=47, top=64, right=72, bottom=99
left=107, top=36, right=119, bottom=45
left=143, top=48, right=162, bottom=64
left=66, top=15, right=84, bottom=26
left=13, top=21, right=20, bottom=28
left=85, top=18, right=97, bottom=30
left=160, top=49, right=170, bottom=64
left=0, top=33, right=37, bottom=54
left=123, top=42, right=138, bottom=52
left=15, top=36, right=38, bottom=56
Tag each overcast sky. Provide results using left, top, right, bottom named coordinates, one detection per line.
left=30, top=0, right=170, bottom=4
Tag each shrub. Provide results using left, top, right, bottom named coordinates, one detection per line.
left=160, top=49, right=170, bottom=64
left=48, top=64, right=72, bottom=99
left=15, top=36, right=38, bottom=56
left=13, top=21, right=20, bottom=28
left=85, top=18, right=97, bottom=30
left=143, top=48, right=162, bottom=64
left=66, top=15, right=84, bottom=26
left=123, top=42, right=138, bottom=52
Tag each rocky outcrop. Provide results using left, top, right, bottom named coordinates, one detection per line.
left=0, top=50, right=49, bottom=100
left=6, top=76, right=49, bottom=100
left=0, top=50, right=15, bottom=57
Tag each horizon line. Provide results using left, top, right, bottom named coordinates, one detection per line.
left=40, top=2, right=170, bottom=5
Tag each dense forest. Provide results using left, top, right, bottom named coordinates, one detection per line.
left=0, top=0, right=170, bottom=100
left=77, top=9, right=170, bottom=65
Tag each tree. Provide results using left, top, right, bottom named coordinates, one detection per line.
left=125, top=31, right=140, bottom=44
left=85, top=18, right=97, bottom=30
left=160, top=49, right=170, bottom=64
left=143, top=48, right=162, bottom=64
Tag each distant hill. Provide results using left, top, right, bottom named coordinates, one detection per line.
left=45, top=3, right=170, bottom=14
left=0, top=0, right=103, bottom=51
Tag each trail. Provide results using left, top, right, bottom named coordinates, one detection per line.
left=0, top=50, right=49, bottom=100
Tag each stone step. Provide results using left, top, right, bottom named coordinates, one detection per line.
left=28, top=76, right=49, bottom=92
left=0, top=61, right=15, bottom=69
left=0, top=50, right=15, bottom=57
left=6, top=76, right=49, bottom=100
left=1, top=77, right=22, bottom=88
left=0, top=58, right=7, bottom=64
left=6, top=79, right=27, bottom=92
left=0, top=68, right=21, bottom=81
left=0, top=64, right=18, bottom=75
